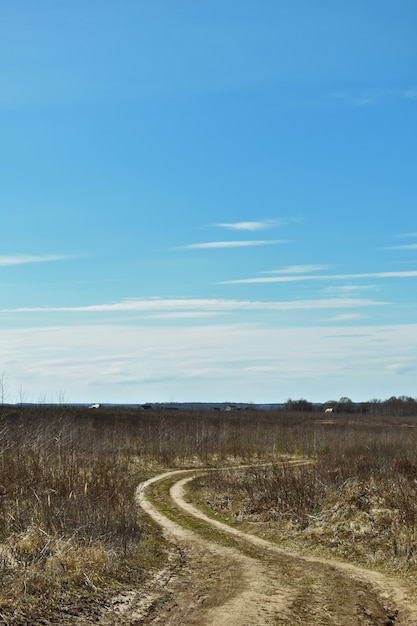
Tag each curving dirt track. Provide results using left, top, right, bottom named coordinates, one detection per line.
left=98, top=467, right=417, bottom=625
left=134, top=467, right=417, bottom=626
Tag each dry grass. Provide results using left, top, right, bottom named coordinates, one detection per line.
left=0, top=404, right=295, bottom=622
left=189, top=411, right=417, bottom=577
left=0, top=406, right=160, bottom=623
left=1, top=403, right=417, bottom=622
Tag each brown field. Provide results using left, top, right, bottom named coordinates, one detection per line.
left=0, top=401, right=416, bottom=624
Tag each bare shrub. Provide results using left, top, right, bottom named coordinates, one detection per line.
left=191, top=411, right=417, bottom=571
left=0, top=406, right=152, bottom=622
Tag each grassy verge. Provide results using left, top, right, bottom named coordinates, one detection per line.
left=145, top=470, right=261, bottom=557
left=187, top=456, right=417, bottom=596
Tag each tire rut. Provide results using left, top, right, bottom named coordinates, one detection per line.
left=136, top=468, right=417, bottom=625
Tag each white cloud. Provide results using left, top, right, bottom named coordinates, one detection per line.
left=396, top=231, right=417, bottom=238
left=0, top=296, right=388, bottom=315
left=144, top=311, right=224, bottom=319
left=214, top=220, right=279, bottom=231
left=219, top=270, right=417, bottom=284
left=385, top=244, right=417, bottom=250
left=1, top=322, right=417, bottom=403
left=266, top=264, right=328, bottom=274
left=386, top=360, right=416, bottom=375
left=325, top=313, right=368, bottom=322
left=180, top=240, right=286, bottom=249
left=324, top=285, right=378, bottom=295
left=0, top=254, right=68, bottom=267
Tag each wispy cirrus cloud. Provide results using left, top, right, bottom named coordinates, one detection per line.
left=385, top=244, right=417, bottom=250
left=395, top=231, right=417, bottom=238
left=214, top=219, right=280, bottom=231
left=179, top=240, right=286, bottom=249
left=325, top=313, right=368, bottom=322
left=323, top=285, right=379, bottom=295
left=145, top=311, right=224, bottom=319
left=219, top=270, right=417, bottom=284
left=0, top=296, right=387, bottom=314
left=0, top=254, right=68, bottom=267
left=265, top=264, right=328, bottom=274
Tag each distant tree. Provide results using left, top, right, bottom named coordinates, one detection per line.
left=284, top=399, right=293, bottom=410
left=285, top=398, right=313, bottom=412
left=384, top=396, right=417, bottom=416
left=363, top=396, right=417, bottom=417
left=336, top=397, right=355, bottom=413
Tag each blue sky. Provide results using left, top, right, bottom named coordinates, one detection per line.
left=0, top=1, right=416, bottom=404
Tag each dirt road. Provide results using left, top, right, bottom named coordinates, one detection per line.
left=105, top=468, right=417, bottom=625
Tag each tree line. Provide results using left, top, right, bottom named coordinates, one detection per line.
left=285, top=395, right=417, bottom=416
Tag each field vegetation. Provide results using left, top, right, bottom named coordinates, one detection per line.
left=189, top=409, right=417, bottom=580
left=0, top=399, right=416, bottom=622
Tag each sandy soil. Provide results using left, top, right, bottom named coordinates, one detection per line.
left=98, top=468, right=417, bottom=625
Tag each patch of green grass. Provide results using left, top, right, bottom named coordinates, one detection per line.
left=146, top=472, right=273, bottom=561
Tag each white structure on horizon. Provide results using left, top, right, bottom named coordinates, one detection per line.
left=324, top=407, right=333, bottom=413
left=88, top=403, right=101, bottom=409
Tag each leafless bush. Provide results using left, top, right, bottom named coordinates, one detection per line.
left=191, top=411, right=417, bottom=570
left=0, top=406, right=153, bottom=622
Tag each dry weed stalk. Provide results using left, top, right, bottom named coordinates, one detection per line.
left=191, top=411, right=417, bottom=572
